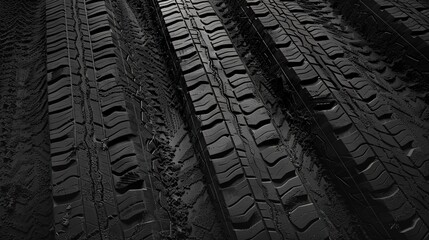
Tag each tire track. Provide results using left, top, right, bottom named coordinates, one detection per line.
left=47, top=0, right=155, bottom=238
left=3, top=0, right=429, bottom=238
left=196, top=14, right=287, bottom=238
left=170, top=127, right=226, bottom=240
left=70, top=0, right=109, bottom=237
left=107, top=0, right=227, bottom=238
left=152, top=0, right=341, bottom=238
left=329, top=0, right=429, bottom=103
left=0, top=0, right=54, bottom=239
left=207, top=1, right=372, bottom=239
left=109, top=0, right=180, bottom=237
left=217, top=0, right=429, bottom=238
left=294, top=0, right=429, bottom=143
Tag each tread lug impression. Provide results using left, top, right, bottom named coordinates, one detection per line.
left=2, top=0, right=429, bottom=239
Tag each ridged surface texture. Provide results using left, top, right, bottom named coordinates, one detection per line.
left=1, top=0, right=429, bottom=239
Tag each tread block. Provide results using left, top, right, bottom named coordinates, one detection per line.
left=105, top=121, right=134, bottom=141
left=267, top=157, right=295, bottom=182
left=293, top=61, right=318, bottom=84
left=289, top=203, right=318, bottom=230
left=297, top=218, right=329, bottom=240
left=189, top=84, right=213, bottom=102
left=53, top=176, right=80, bottom=201
left=252, top=124, right=279, bottom=146
left=234, top=220, right=268, bottom=239
left=276, top=176, right=306, bottom=206
left=222, top=178, right=252, bottom=206
left=319, top=40, right=344, bottom=58
left=207, top=135, right=235, bottom=158
left=244, top=107, right=270, bottom=128
left=239, top=98, right=264, bottom=114
left=202, top=120, right=230, bottom=144
left=116, top=190, right=146, bottom=222
left=359, top=160, right=394, bottom=191
left=112, top=154, right=139, bottom=176
left=52, top=163, right=79, bottom=186
left=212, top=152, right=241, bottom=174
left=281, top=45, right=305, bottom=66
left=324, top=105, right=353, bottom=136
left=109, top=141, right=137, bottom=164
left=194, top=93, right=218, bottom=114
left=401, top=217, right=429, bottom=240
left=333, top=58, right=360, bottom=78
left=228, top=196, right=257, bottom=224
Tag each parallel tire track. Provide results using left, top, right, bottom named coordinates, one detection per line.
left=215, top=0, right=429, bottom=239
left=150, top=0, right=347, bottom=238
left=46, top=0, right=164, bottom=238
left=116, top=0, right=232, bottom=238
left=3, top=0, right=429, bottom=239
left=47, top=0, right=226, bottom=238
left=208, top=1, right=373, bottom=239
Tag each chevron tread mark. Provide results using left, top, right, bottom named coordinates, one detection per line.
left=45, top=0, right=170, bottom=238
left=329, top=0, right=429, bottom=103
left=151, top=0, right=357, bottom=238
left=112, top=0, right=228, bottom=238
left=209, top=1, right=375, bottom=239
left=218, top=0, right=429, bottom=238
left=3, top=0, right=429, bottom=238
